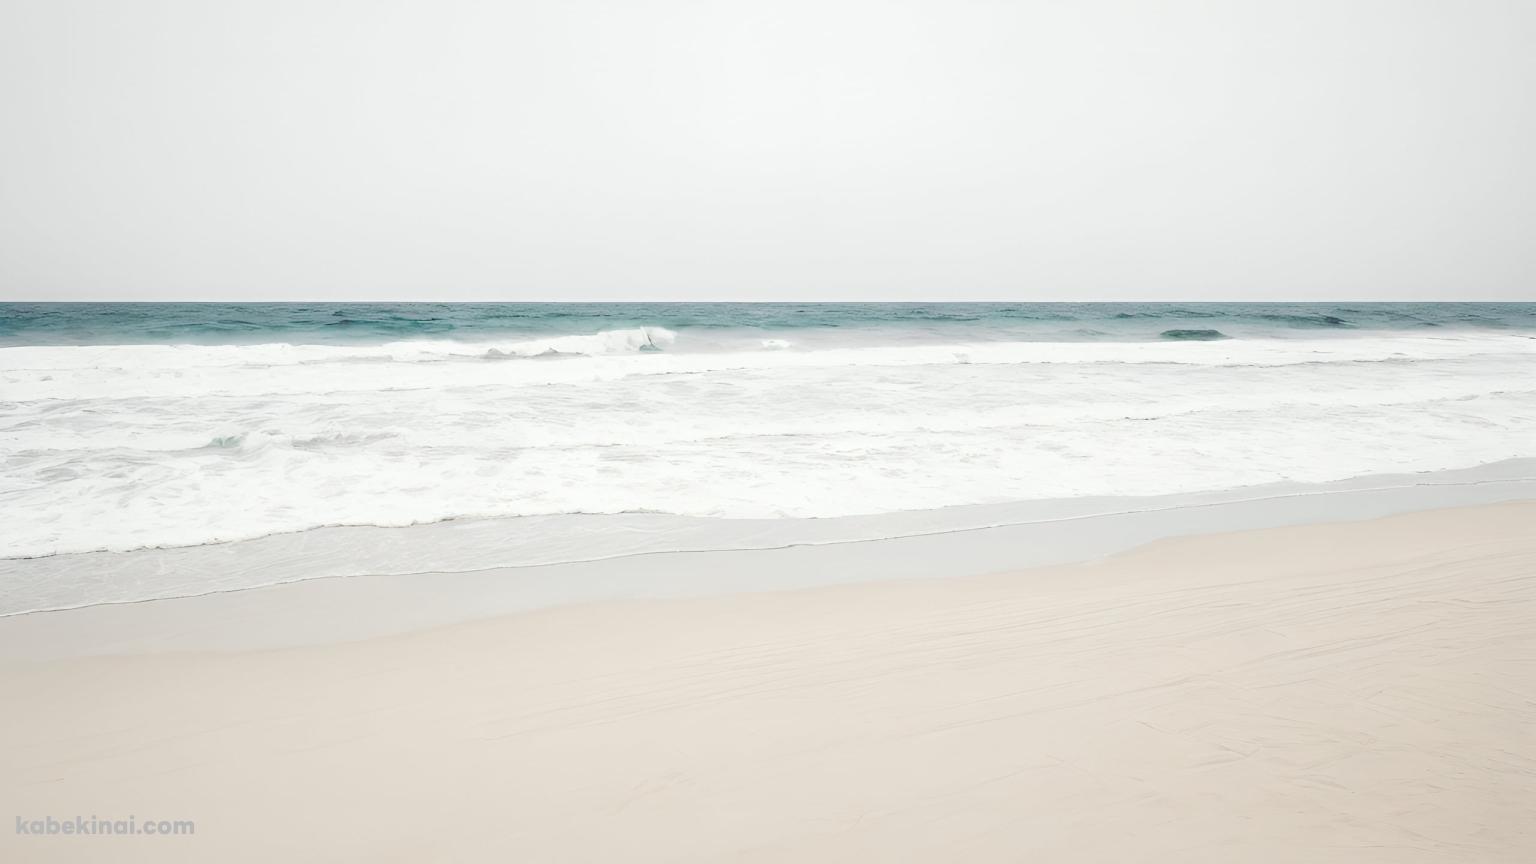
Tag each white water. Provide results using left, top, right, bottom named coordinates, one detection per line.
left=2, top=328, right=1533, bottom=558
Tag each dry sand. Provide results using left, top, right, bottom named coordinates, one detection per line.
left=3, top=502, right=1534, bottom=862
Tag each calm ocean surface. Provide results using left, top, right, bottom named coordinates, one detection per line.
left=2, top=302, right=1533, bottom=559
left=4, top=301, right=1535, bottom=346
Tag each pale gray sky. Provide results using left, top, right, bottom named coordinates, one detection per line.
left=1, top=0, right=1532, bottom=301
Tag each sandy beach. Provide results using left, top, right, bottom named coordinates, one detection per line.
left=5, top=0, right=1534, bottom=857
left=3, top=500, right=1533, bottom=862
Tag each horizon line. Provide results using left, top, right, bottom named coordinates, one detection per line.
left=2, top=298, right=1533, bottom=305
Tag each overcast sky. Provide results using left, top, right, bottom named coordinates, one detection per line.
left=1, top=0, right=1532, bottom=301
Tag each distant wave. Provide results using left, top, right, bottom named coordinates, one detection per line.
left=1255, top=313, right=1352, bottom=328
left=2, top=333, right=1529, bottom=393
left=1160, top=329, right=1229, bottom=341
left=1114, top=309, right=1220, bottom=320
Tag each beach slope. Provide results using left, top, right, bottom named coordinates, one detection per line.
left=3, top=503, right=1534, bottom=862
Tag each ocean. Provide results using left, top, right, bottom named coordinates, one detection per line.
left=2, top=302, right=1533, bottom=560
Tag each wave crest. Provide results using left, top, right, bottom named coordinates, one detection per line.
left=1160, top=329, right=1229, bottom=341
left=478, top=327, right=676, bottom=360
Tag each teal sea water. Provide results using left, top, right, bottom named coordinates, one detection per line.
left=3, top=301, right=1534, bottom=346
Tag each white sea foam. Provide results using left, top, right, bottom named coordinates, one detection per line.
left=1, top=328, right=1532, bottom=558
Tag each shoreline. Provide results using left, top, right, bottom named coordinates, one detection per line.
left=3, top=501, right=1532, bottom=861
left=1, top=461, right=1534, bottom=661
left=3, top=457, right=1535, bottom=625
